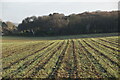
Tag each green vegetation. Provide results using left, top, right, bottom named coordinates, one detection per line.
left=1, top=11, right=119, bottom=36
left=1, top=34, right=120, bottom=79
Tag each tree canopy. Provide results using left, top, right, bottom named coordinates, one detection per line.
left=1, top=11, right=119, bottom=36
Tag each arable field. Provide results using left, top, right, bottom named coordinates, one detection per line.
left=1, top=34, right=120, bottom=79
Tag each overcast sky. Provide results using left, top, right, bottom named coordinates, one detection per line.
left=0, top=0, right=119, bottom=23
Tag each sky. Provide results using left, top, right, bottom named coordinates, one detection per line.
left=0, top=0, right=119, bottom=23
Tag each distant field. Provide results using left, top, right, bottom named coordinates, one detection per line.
left=1, top=34, right=120, bottom=79
left=2, top=33, right=119, bottom=40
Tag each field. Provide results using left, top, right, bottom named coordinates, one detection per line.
left=1, top=34, right=120, bottom=79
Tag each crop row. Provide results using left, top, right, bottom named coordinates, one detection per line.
left=2, top=37, right=119, bottom=78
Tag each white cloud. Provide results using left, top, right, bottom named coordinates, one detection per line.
left=0, top=1, right=118, bottom=23
left=0, top=3, right=2, bottom=19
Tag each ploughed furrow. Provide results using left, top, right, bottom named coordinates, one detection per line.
left=2, top=41, right=41, bottom=53
left=77, top=40, right=111, bottom=78
left=66, top=40, right=75, bottom=78
left=20, top=41, right=62, bottom=78
left=91, top=39, right=119, bottom=53
left=54, top=40, right=71, bottom=78
left=62, top=40, right=76, bottom=78
left=102, top=37, right=119, bottom=44
left=3, top=42, right=48, bottom=67
left=77, top=40, right=104, bottom=78
left=29, top=41, right=65, bottom=77
left=3, top=41, right=59, bottom=78
left=48, top=40, right=69, bottom=78
left=3, top=42, right=55, bottom=70
left=82, top=40, right=119, bottom=77
left=74, top=39, right=99, bottom=78
left=2, top=43, right=29, bottom=57
left=84, top=39, right=119, bottom=70
left=2, top=43, right=24, bottom=52
left=34, top=41, right=66, bottom=78
left=72, top=40, right=89, bottom=78
left=89, top=39, right=119, bottom=65
left=56, top=40, right=75, bottom=78
left=93, top=39, right=120, bottom=52
left=71, top=40, right=79, bottom=78
left=2, top=41, right=25, bottom=49
left=3, top=42, right=44, bottom=58
left=99, top=38, right=120, bottom=46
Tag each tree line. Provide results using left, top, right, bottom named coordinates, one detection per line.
left=1, top=11, right=119, bottom=36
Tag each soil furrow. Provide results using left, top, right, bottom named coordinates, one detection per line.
left=3, top=42, right=54, bottom=70
left=30, top=41, right=65, bottom=77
